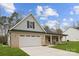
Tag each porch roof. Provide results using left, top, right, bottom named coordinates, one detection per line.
left=44, top=28, right=68, bottom=36
left=45, top=33, right=68, bottom=36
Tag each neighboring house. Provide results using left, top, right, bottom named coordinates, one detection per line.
left=8, top=13, right=67, bottom=48
left=62, top=28, right=79, bottom=41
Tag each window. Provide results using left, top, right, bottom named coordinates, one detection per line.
left=26, top=35, right=30, bottom=37
left=31, top=35, right=35, bottom=37
left=29, top=22, right=33, bottom=28
left=20, top=35, right=25, bottom=37
left=36, top=35, right=40, bottom=37
left=31, top=35, right=40, bottom=37
left=27, top=21, right=29, bottom=28
left=27, top=21, right=35, bottom=29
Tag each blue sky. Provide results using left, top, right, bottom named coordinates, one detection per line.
left=0, top=3, right=79, bottom=30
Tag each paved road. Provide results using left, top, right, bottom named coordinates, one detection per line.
left=21, top=46, right=79, bottom=56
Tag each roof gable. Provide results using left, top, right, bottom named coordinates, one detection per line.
left=63, top=28, right=79, bottom=34
left=10, top=13, right=46, bottom=32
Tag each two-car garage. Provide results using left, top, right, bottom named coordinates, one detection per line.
left=9, top=31, right=45, bottom=48
left=8, top=13, right=46, bottom=48
left=19, top=34, right=42, bottom=47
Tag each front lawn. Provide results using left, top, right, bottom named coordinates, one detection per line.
left=0, top=44, right=29, bottom=56
left=50, top=41, right=79, bottom=53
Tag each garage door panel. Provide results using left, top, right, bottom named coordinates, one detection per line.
left=19, top=37, right=41, bottom=47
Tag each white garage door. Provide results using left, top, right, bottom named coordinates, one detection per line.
left=19, top=35, right=42, bottom=47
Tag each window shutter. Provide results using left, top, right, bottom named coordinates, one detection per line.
left=33, top=22, right=35, bottom=29
left=27, top=21, right=29, bottom=28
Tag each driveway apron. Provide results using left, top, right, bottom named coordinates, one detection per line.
left=21, top=46, right=79, bottom=56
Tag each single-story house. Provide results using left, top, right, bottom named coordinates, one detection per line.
left=8, top=13, right=67, bottom=48
left=62, top=28, right=79, bottom=41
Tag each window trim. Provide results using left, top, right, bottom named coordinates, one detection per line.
left=27, top=21, right=35, bottom=29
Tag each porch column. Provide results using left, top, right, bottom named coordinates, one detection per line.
left=43, top=34, right=46, bottom=45
left=58, top=36, right=61, bottom=44
left=65, top=36, right=67, bottom=41
left=50, top=35, right=52, bottom=44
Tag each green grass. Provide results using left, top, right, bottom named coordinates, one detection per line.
left=50, top=41, right=79, bottom=53
left=0, top=44, right=29, bottom=56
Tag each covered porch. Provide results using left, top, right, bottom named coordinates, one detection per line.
left=44, top=34, right=67, bottom=45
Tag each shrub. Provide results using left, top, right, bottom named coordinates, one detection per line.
left=67, top=40, right=69, bottom=42
left=0, top=35, right=7, bottom=44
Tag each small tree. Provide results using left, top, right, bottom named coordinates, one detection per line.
left=0, top=12, right=23, bottom=44
left=9, top=12, right=22, bottom=28
left=56, top=28, right=63, bottom=42
left=56, top=28, right=63, bottom=34
left=44, top=25, right=49, bottom=30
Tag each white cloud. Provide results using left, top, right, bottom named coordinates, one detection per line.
left=45, top=20, right=59, bottom=29
left=63, top=18, right=67, bottom=21
left=70, top=18, right=73, bottom=21
left=36, top=5, right=59, bottom=20
left=70, top=11, right=74, bottom=15
left=63, top=18, right=74, bottom=23
left=62, top=18, right=74, bottom=28
left=70, top=6, right=79, bottom=15
left=41, top=23, right=44, bottom=26
left=61, top=22, right=71, bottom=31
left=36, top=5, right=43, bottom=16
left=73, top=6, right=79, bottom=14
left=62, top=22, right=69, bottom=26
left=44, top=8, right=59, bottom=17
left=39, top=17, right=47, bottom=20
left=37, top=5, right=43, bottom=12
left=0, top=3, right=15, bottom=13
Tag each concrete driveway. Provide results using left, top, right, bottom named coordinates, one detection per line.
left=21, top=46, right=79, bottom=56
